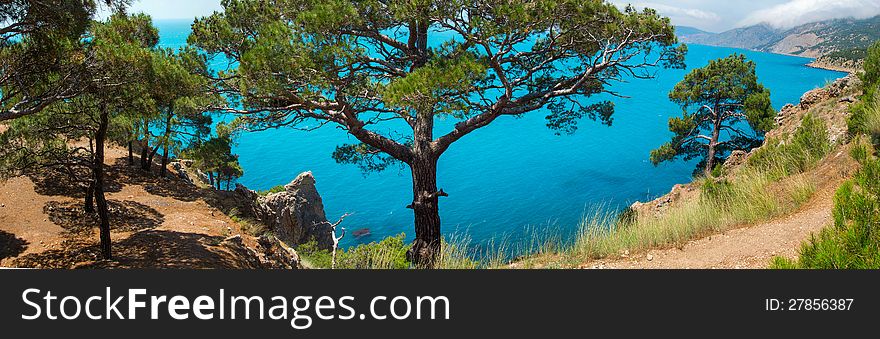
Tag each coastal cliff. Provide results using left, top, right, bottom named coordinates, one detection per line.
left=233, top=172, right=334, bottom=250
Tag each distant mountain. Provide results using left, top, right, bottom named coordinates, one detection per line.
left=677, top=15, right=880, bottom=62
left=674, top=26, right=713, bottom=37
left=678, top=25, right=779, bottom=50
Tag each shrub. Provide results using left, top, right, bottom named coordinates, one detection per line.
left=849, top=40, right=880, bottom=145
left=296, top=241, right=333, bottom=268
left=296, top=234, right=410, bottom=269
left=258, top=185, right=286, bottom=196
left=700, top=178, right=734, bottom=203
left=849, top=92, right=880, bottom=146
left=338, top=234, right=410, bottom=269
left=772, top=143, right=880, bottom=269
left=616, top=206, right=638, bottom=227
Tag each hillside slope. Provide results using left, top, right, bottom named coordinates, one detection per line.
left=594, top=75, right=862, bottom=269
left=678, top=15, right=880, bottom=65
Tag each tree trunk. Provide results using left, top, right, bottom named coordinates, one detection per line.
left=158, top=111, right=175, bottom=177
left=208, top=171, right=215, bottom=188
left=84, top=181, right=95, bottom=214
left=147, top=146, right=158, bottom=171
left=127, top=141, right=133, bottom=166
left=705, top=115, right=723, bottom=176
left=160, top=144, right=169, bottom=177
left=406, top=156, right=443, bottom=267
left=140, top=139, right=149, bottom=171
left=94, top=106, right=112, bottom=260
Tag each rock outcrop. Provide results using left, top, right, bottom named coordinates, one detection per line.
left=220, top=234, right=303, bottom=269
left=629, top=183, right=699, bottom=217
left=807, top=56, right=863, bottom=73
left=771, top=74, right=861, bottom=144
left=234, top=172, right=333, bottom=250
left=169, top=160, right=211, bottom=186
left=254, top=235, right=303, bottom=269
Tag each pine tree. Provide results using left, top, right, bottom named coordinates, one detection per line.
left=650, top=54, right=775, bottom=176
left=189, top=0, right=686, bottom=266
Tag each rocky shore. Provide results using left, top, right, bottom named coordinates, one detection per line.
left=806, top=56, right=863, bottom=73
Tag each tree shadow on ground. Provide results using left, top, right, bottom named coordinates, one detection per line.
left=106, top=157, right=246, bottom=220
left=107, top=157, right=208, bottom=202
left=11, top=231, right=262, bottom=269
left=0, top=230, right=28, bottom=259
left=43, top=199, right=164, bottom=235
left=28, top=169, right=122, bottom=199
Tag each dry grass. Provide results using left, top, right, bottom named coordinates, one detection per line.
left=511, top=114, right=832, bottom=269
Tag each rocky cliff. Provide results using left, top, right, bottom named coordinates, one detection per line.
left=235, top=172, right=334, bottom=250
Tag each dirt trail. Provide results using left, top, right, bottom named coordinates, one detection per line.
left=592, top=186, right=836, bottom=269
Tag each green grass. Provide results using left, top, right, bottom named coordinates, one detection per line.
left=748, top=113, right=833, bottom=179
left=294, top=233, right=496, bottom=269
left=296, top=235, right=409, bottom=269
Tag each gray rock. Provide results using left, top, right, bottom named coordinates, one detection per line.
left=169, top=161, right=193, bottom=183
left=722, top=150, right=750, bottom=170
left=219, top=234, right=302, bottom=269
left=235, top=172, right=333, bottom=250
left=256, top=235, right=303, bottom=269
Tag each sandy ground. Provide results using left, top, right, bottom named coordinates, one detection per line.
left=0, top=145, right=257, bottom=268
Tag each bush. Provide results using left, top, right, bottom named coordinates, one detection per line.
left=748, top=113, right=831, bottom=178
left=258, top=185, right=286, bottom=196
left=772, top=143, right=880, bottom=269
left=616, top=206, right=638, bottom=227
left=296, top=234, right=410, bottom=269
left=338, top=234, right=410, bottom=269
left=700, top=178, right=734, bottom=203
left=849, top=40, right=880, bottom=145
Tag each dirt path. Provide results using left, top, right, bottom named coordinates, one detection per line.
left=591, top=186, right=836, bottom=269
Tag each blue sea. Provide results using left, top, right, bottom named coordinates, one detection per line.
left=154, top=20, right=847, bottom=248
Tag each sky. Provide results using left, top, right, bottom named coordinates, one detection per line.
left=118, top=0, right=880, bottom=33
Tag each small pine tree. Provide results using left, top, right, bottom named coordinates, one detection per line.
left=651, top=54, right=776, bottom=176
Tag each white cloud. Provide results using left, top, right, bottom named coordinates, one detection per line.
left=612, top=2, right=721, bottom=21
left=631, top=2, right=721, bottom=22
left=739, top=0, right=880, bottom=28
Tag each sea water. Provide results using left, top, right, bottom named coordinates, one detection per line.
left=154, top=20, right=847, bottom=248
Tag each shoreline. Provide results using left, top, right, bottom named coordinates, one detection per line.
left=680, top=43, right=856, bottom=74
left=805, top=61, right=858, bottom=74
